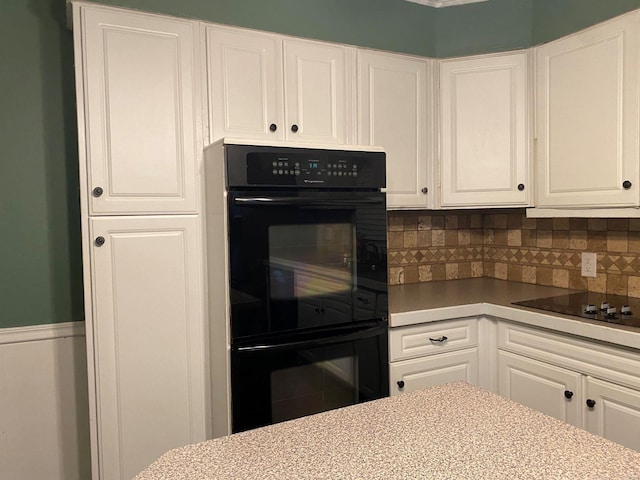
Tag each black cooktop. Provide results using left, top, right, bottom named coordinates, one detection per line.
left=513, top=292, right=640, bottom=328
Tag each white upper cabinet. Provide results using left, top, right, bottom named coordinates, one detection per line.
left=439, top=51, right=530, bottom=207
left=283, top=39, right=353, bottom=144
left=205, top=25, right=354, bottom=145
left=535, top=11, right=640, bottom=208
left=358, top=50, right=433, bottom=209
left=206, top=27, right=284, bottom=142
left=78, top=6, right=200, bottom=215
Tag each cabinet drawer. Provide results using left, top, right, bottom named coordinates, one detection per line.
left=498, top=321, right=640, bottom=391
left=389, top=318, right=478, bottom=362
left=389, top=348, right=478, bottom=396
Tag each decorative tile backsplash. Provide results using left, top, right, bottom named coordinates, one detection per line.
left=387, top=209, right=640, bottom=298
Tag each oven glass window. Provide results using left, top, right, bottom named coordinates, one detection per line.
left=269, top=223, right=356, bottom=299
left=270, top=355, right=357, bottom=423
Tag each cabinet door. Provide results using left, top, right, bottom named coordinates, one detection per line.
left=89, top=216, right=206, bottom=479
left=206, top=26, right=284, bottom=142
left=358, top=51, right=433, bottom=209
left=498, top=351, right=581, bottom=426
left=284, top=40, right=353, bottom=144
left=584, top=376, right=640, bottom=451
left=79, top=7, right=199, bottom=214
left=440, top=52, right=529, bottom=207
left=389, top=348, right=478, bottom=396
left=535, top=12, right=640, bottom=208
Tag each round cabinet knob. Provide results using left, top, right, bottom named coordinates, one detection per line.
left=397, top=380, right=405, bottom=389
left=623, top=180, right=632, bottom=189
left=92, top=186, right=104, bottom=197
left=291, top=124, right=299, bottom=133
left=564, top=390, right=574, bottom=399
left=95, top=236, right=105, bottom=247
left=517, top=184, right=525, bottom=191
left=586, top=399, right=596, bottom=408
left=269, top=124, right=277, bottom=132
left=421, top=187, right=428, bottom=194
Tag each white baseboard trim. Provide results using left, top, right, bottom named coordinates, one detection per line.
left=0, top=321, right=86, bottom=345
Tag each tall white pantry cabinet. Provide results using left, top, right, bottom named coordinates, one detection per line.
left=73, top=4, right=207, bottom=479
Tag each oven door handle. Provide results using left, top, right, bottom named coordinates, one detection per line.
left=233, top=321, right=387, bottom=353
left=233, top=196, right=384, bottom=207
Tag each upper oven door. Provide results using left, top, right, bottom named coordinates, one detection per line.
left=228, top=189, right=388, bottom=340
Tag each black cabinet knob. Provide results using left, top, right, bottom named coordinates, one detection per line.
left=564, top=390, right=574, bottom=399
left=397, top=380, right=405, bottom=389
left=623, top=180, right=632, bottom=189
left=95, top=236, right=105, bottom=246
left=586, top=399, right=596, bottom=408
left=421, top=187, right=428, bottom=194
left=269, top=123, right=277, bottom=132
left=291, top=124, right=299, bottom=133
left=92, top=186, right=104, bottom=197
left=517, top=183, right=525, bottom=191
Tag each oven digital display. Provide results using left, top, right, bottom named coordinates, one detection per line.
left=308, top=161, right=319, bottom=169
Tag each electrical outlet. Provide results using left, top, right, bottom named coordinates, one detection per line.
left=581, top=252, right=597, bottom=278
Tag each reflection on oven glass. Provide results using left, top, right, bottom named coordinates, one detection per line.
left=268, top=223, right=356, bottom=299
left=270, top=355, right=357, bottom=423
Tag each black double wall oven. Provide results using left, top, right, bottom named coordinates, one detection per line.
left=225, top=144, right=389, bottom=433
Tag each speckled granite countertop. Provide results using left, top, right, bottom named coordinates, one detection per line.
left=135, top=382, right=640, bottom=479
left=389, top=278, right=640, bottom=350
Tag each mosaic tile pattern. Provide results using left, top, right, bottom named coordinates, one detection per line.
left=387, top=210, right=640, bottom=298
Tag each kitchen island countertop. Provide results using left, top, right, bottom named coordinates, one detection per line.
left=135, top=382, right=640, bottom=479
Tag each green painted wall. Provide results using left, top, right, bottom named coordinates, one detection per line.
left=1, top=0, right=83, bottom=328
left=92, top=0, right=438, bottom=57
left=532, top=0, right=640, bottom=45
left=435, top=0, right=533, bottom=58
left=2, top=0, right=640, bottom=329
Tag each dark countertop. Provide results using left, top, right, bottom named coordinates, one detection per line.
left=389, top=278, right=576, bottom=313
left=388, top=278, right=640, bottom=349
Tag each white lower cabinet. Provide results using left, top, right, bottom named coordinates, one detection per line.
left=497, top=321, right=640, bottom=452
left=89, top=216, right=207, bottom=479
left=584, top=376, right=640, bottom=450
left=498, top=350, right=581, bottom=425
left=389, top=318, right=479, bottom=396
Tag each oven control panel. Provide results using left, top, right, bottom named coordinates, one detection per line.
left=269, top=158, right=358, bottom=178
left=225, top=144, right=386, bottom=189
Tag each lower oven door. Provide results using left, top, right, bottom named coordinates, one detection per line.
left=230, top=320, right=389, bottom=433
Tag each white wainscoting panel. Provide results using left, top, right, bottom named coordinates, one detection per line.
left=0, top=322, right=90, bottom=480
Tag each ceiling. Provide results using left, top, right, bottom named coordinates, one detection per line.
left=404, top=0, right=489, bottom=7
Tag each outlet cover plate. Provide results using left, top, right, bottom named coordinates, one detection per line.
left=581, top=252, right=597, bottom=278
